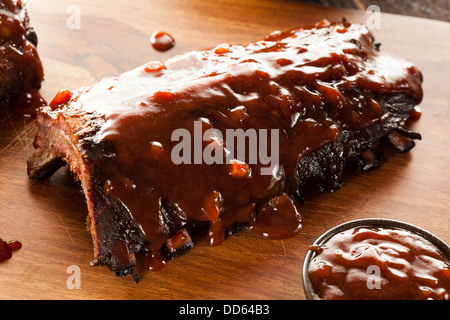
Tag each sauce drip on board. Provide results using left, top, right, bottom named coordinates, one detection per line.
left=307, top=227, right=450, bottom=300
left=150, top=31, right=175, bottom=52
left=46, top=21, right=423, bottom=271
left=0, top=238, right=22, bottom=262
left=0, top=0, right=45, bottom=116
left=142, top=249, right=167, bottom=271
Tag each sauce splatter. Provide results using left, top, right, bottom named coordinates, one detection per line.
left=150, top=31, right=175, bottom=52
left=0, top=238, right=22, bottom=262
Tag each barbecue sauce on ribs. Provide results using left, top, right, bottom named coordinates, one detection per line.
left=29, top=20, right=423, bottom=276
left=0, top=0, right=45, bottom=117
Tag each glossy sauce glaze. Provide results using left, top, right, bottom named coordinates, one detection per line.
left=10, top=88, right=46, bottom=117
left=0, top=0, right=45, bottom=116
left=308, top=227, right=450, bottom=300
left=47, top=21, right=423, bottom=269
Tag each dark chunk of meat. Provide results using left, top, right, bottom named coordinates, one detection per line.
left=0, top=0, right=45, bottom=115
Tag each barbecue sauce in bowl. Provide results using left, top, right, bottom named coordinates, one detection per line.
left=305, top=222, right=450, bottom=300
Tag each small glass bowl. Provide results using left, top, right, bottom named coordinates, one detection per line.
left=302, top=218, right=450, bottom=300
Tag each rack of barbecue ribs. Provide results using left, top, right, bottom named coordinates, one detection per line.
left=27, top=20, right=423, bottom=282
left=0, top=0, right=45, bottom=116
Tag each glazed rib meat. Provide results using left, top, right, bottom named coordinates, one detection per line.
left=27, top=20, right=423, bottom=281
left=0, top=0, right=45, bottom=115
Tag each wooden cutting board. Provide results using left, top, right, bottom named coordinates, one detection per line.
left=0, top=0, right=449, bottom=300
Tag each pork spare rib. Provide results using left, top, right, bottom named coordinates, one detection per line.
left=27, top=21, right=423, bottom=281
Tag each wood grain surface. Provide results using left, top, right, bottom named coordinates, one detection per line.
left=0, top=0, right=449, bottom=300
left=300, top=0, right=450, bottom=22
